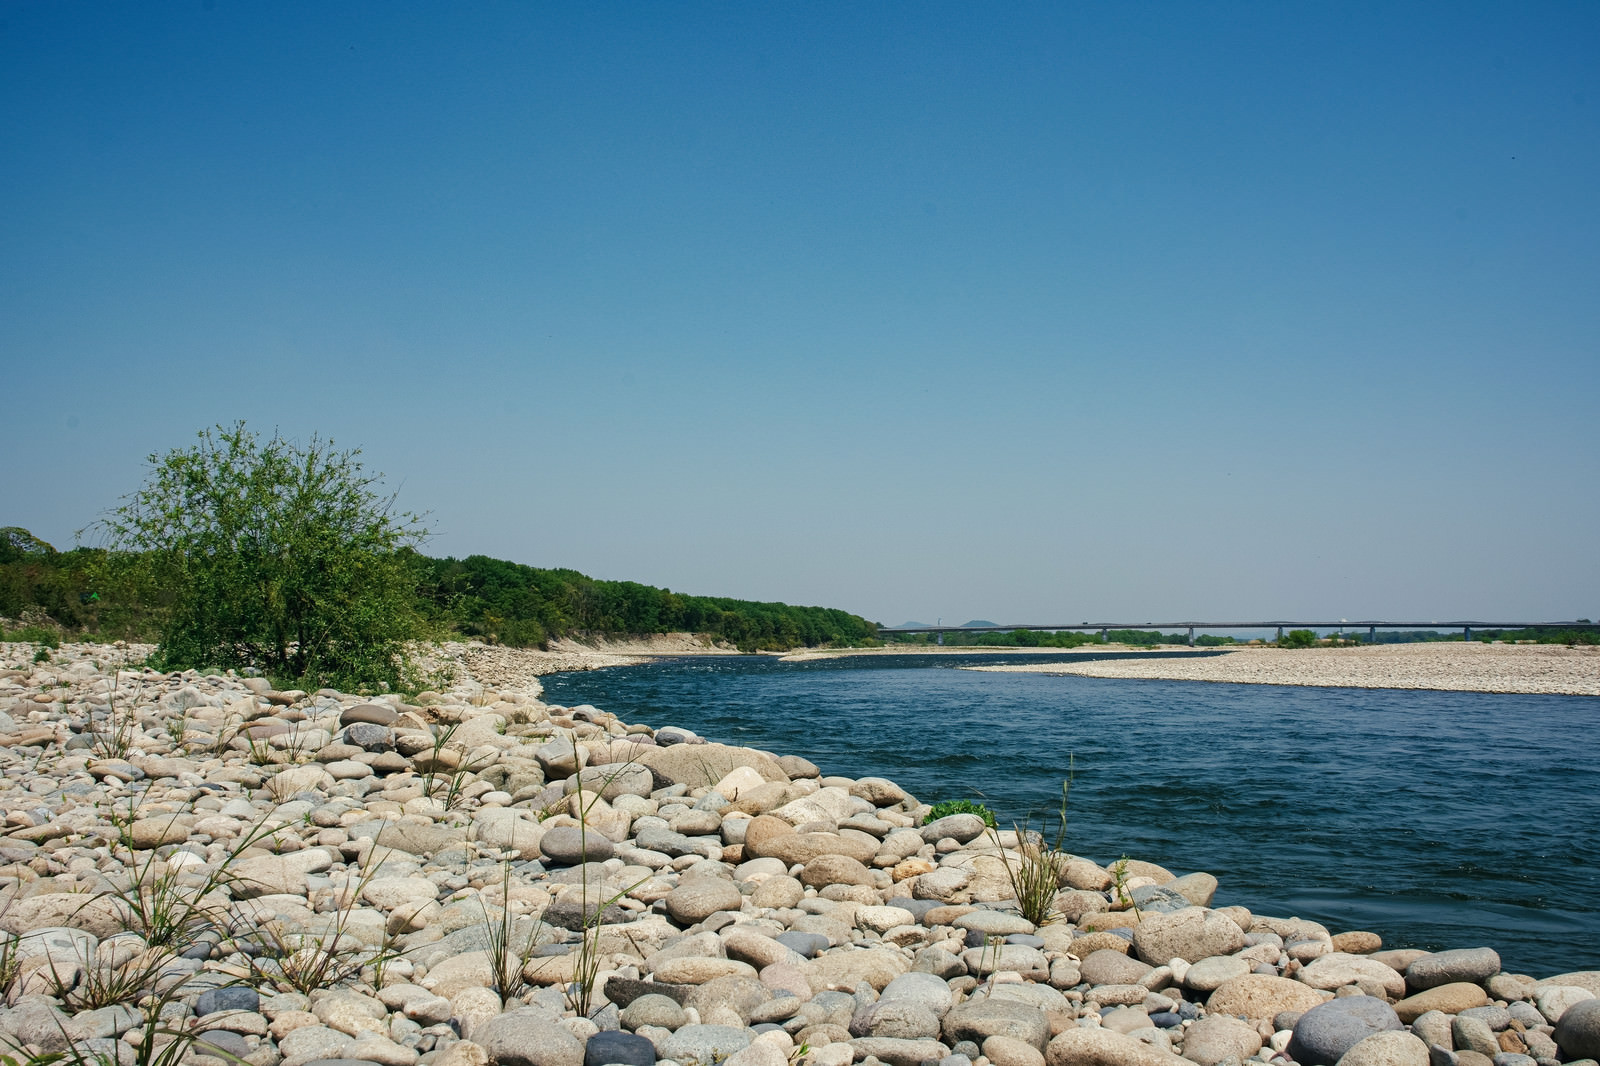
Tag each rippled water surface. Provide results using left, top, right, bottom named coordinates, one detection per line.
left=541, top=653, right=1598, bottom=976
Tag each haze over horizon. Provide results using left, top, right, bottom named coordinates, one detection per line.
left=5, top=5, right=1597, bottom=629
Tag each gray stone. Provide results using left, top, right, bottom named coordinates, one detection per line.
left=583, top=1030, right=656, bottom=1066
left=1451, top=1015, right=1500, bottom=1058
left=341, top=703, right=398, bottom=727
left=1554, top=998, right=1600, bottom=1061
left=921, top=814, right=989, bottom=844
left=1457, top=1006, right=1509, bottom=1031
left=540, top=824, right=615, bottom=865
left=475, top=1009, right=585, bottom=1066
left=848, top=1037, right=955, bottom=1066
left=851, top=1000, right=942, bottom=1040
left=776, top=931, right=830, bottom=959
left=1406, top=949, right=1502, bottom=992
left=1167, top=872, right=1219, bottom=908
left=1081, top=949, right=1153, bottom=987
left=195, top=986, right=261, bottom=1016
left=942, top=998, right=1050, bottom=1051
left=565, top=763, right=654, bottom=801
left=1183, top=955, right=1251, bottom=992
left=278, top=1025, right=354, bottom=1066
left=1536, top=984, right=1595, bottom=1023
left=635, top=824, right=714, bottom=858
left=955, top=910, right=1036, bottom=937
left=660, top=1024, right=755, bottom=1066
left=1180, top=1015, right=1263, bottom=1066
left=1127, top=884, right=1193, bottom=914
left=879, top=971, right=956, bottom=1017
left=1287, top=996, right=1403, bottom=1066
left=0, top=996, right=75, bottom=1053
left=1131, top=907, right=1246, bottom=965
left=684, top=974, right=770, bottom=1025
left=342, top=722, right=395, bottom=752
left=620, top=993, right=688, bottom=1031
left=664, top=878, right=743, bottom=924
left=1410, top=1011, right=1453, bottom=1050
left=1337, top=1031, right=1430, bottom=1066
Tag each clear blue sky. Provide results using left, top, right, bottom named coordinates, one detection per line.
left=4, top=4, right=1597, bottom=626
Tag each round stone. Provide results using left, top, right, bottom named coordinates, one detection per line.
left=583, top=1031, right=655, bottom=1066
left=1287, top=996, right=1403, bottom=1066
left=620, top=993, right=688, bottom=1031
left=1336, top=1030, right=1429, bottom=1066
left=341, top=703, right=399, bottom=727
left=664, top=878, right=743, bottom=924
left=539, top=825, right=614, bottom=865
left=1554, top=998, right=1600, bottom=1061
left=1405, top=947, right=1501, bottom=991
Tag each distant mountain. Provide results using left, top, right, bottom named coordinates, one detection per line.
left=896, top=619, right=1001, bottom=628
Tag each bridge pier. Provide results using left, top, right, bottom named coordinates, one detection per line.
left=1464, top=626, right=1471, bottom=642
left=1369, top=625, right=1376, bottom=643
left=1276, top=626, right=1283, bottom=642
left=1187, top=626, right=1194, bottom=646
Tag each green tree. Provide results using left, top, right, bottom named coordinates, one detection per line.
left=95, top=424, right=428, bottom=689
left=1279, top=628, right=1318, bottom=649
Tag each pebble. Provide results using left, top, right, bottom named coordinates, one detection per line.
left=0, top=642, right=1591, bottom=1066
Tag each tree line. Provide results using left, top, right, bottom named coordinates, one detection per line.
left=2, top=424, right=880, bottom=691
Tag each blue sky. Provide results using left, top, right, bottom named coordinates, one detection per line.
left=4, top=4, right=1597, bottom=626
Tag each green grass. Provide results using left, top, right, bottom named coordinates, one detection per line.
left=924, top=798, right=997, bottom=828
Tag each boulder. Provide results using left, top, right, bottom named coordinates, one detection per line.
left=1392, top=982, right=1489, bottom=1023
left=474, top=1010, right=584, bottom=1066
left=1045, top=1028, right=1183, bottom=1066
left=1286, top=996, right=1403, bottom=1066
left=942, top=998, right=1050, bottom=1051
left=1132, top=908, right=1246, bottom=964
left=1405, top=948, right=1501, bottom=992
left=1180, top=1015, right=1263, bottom=1066
left=1554, top=998, right=1600, bottom=1061
left=1335, top=1030, right=1429, bottom=1066
left=1207, top=974, right=1325, bottom=1022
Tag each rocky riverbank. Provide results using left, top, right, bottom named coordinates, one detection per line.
left=0, top=640, right=1596, bottom=1066
left=966, top=643, right=1600, bottom=697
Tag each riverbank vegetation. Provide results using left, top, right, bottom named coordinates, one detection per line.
left=884, top=627, right=1237, bottom=648
left=1, top=426, right=881, bottom=689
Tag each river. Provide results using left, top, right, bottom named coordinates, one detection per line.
left=540, top=651, right=1597, bottom=977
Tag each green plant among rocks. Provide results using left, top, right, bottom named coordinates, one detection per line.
left=95, top=799, right=280, bottom=950
left=419, top=718, right=496, bottom=811
left=924, top=798, right=997, bottom=827
left=482, top=858, right=546, bottom=1007
left=563, top=740, right=649, bottom=1016
left=234, top=829, right=399, bottom=995
left=989, top=759, right=1074, bottom=926
left=1110, top=854, right=1143, bottom=921
left=87, top=670, right=141, bottom=762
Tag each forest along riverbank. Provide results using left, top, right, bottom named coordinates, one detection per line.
left=2, top=642, right=1598, bottom=1066
left=964, top=643, right=1600, bottom=696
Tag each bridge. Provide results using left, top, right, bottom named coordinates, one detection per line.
left=876, top=620, right=1596, bottom=646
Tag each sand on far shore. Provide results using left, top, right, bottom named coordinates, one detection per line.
left=963, top=641, right=1600, bottom=696
left=423, top=634, right=1598, bottom=698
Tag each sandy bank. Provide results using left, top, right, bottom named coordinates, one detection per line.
left=964, top=642, right=1600, bottom=696
left=426, top=633, right=741, bottom=697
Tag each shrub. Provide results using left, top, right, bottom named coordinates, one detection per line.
left=924, top=799, right=997, bottom=827
left=93, top=422, right=429, bottom=691
left=1279, top=629, right=1318, bottom=649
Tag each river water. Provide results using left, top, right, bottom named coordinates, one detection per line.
left=540, top=652, right=1598, bottom=977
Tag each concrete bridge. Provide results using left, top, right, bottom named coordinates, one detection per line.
left=876, top=620, right=1595, bottom=646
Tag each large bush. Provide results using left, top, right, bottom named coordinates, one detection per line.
left=97, top=424, right=428, bottom=690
